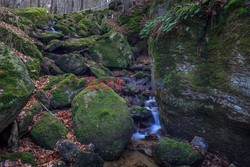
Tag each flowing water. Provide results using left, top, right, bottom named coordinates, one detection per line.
left=132, top=97, right=162, bottom=140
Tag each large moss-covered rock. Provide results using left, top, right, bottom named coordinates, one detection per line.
left=72, top=88, right=134, bottom=160
left=83, top=58, right=113, bottom=78
left=45, top=37, right=96, bottom=54
left=50, top=74, right=87, bottom=109
left=0, top=24, right=42, bottom=59
left=0, top=152, right=37, bottom=166
left=90, top=32, right=133, bottom=68
left=31, top=112, right=68, bottom=149
left=55, top=53, right=87, bottom=75
left=0, top=23, right=42, bottom=78
left=149, top=1, right=250, bottom=166
left=153, top=137, right=201, bottom=166
left=0, top=44, right=34, bottom=133
left=13, top=8, right=53, bottom=28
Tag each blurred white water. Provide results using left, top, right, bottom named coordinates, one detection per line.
left=132, top=97, right=162, bottom=140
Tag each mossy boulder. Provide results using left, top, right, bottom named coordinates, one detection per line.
left=37, top=32, right=64, bottom=43
left=50, top=74, right=87, bottom=109
left=45, top=37, right=96, bottom=54
left=0, top=24, right=42, bottom=59
left=19, top=103, right=43, bottom=137
left=72, top=88, right=134, bottom=160
left=13, top=8, right=53, bottom=28
left=0, top=24, right=42, bottom=78
left=0, top=44, right=34, bottom=133
left=130, top=105, right=152, bottom=122
left=83, top=58, right=113, bottom=78
left=90, top=32, right=133, bottom=68
left=55, top=53, right=87, bottom=75
left=54, top=23, right=71, bottom=35
left=153, top=137, right=201, bottom=166
left=0, top=152, right=37, bottom=166
left=31, top=112, right=68, bottom=150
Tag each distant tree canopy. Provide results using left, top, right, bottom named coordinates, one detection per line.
left=0, top=0, right=112, bottom=13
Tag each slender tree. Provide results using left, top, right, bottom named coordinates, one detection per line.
left=38, top=0, right=41, bottom=7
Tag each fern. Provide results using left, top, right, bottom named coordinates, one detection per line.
left=140, top=2, right=202, bottom=38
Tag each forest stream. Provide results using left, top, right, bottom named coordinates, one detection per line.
left=0, top=0, right=250, bottom=167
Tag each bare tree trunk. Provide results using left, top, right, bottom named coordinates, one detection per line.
left=38, top=0, right=41, bottom=7
left=30, top=0, right=33, bottom=7
left=54, top=0, right=58, bottom=14
left=122, top=0, right=130, bottom=15
left=50, top=0, right=54, bottom=13
left=80, top=0, right=84, bottom=11
left=71, top=0, right=75, bottom=13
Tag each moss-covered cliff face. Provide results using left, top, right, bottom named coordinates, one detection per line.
left=148, top=0, right=250, bottom=166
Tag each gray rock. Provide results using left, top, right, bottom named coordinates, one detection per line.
left=58, top=140, right=78, bottom=162
left=55, top=53, right=87, bottom=75
left=191, top=136, right=208, bottom=153
left=0, top=44, right=34, bottom=133
left=35, top=91, right=50, bottom=109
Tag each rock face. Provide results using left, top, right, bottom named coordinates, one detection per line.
left=72, top=88, right=134, bottom=160
left=153, top=137, right=201, bottom=166
left=0, top=44, right=34, bottom=133
left=90, top=32, right=133, bottom=68
left=149, top=0, right=250, bottom=166
left=31, top=113, right=68, bottom=150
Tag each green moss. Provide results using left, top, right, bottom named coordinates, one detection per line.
left=154, top=137, right=201, bottom=166
left=72, top=87, right=133, bottom=159
left=44, top=74, right=71, bottom=90
left=13, top=8, right=52, bottom=28
left=54, top=24, right=70, bottom=35
left=31, top=112, right=68, bottom=150
left=37, top=32, right=63, bottom=43
left=73, top=12, right=84, bottom=22
left=118, top=8, right=145, bottom=34
left=50, top=74, right=87, bottom=109
left=0, top=44, right=34, bottom=111
left=0, top=25, right=42, bottom=59
left=19, top=103, right=43, bottom=137
left=25, top=58, right=41, bottom=79
left=224, top=0, right=246, bottom=10
left=0, top=152, right=37, bottom=166
left=90, top=32, right=133, bottom=68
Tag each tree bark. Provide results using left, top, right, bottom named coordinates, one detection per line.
left=71, top=0, right=75, bottom=13
left=80, top=0, right=84, bottom=11
left=38, top=0, right=41, bottom=7
left=50, top=0, right=54, bottom=13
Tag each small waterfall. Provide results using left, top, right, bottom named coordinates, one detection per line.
left=132, top=97, right=162, bottom=140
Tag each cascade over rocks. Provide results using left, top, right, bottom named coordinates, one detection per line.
left=72, top=87, right=134, bottom=160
